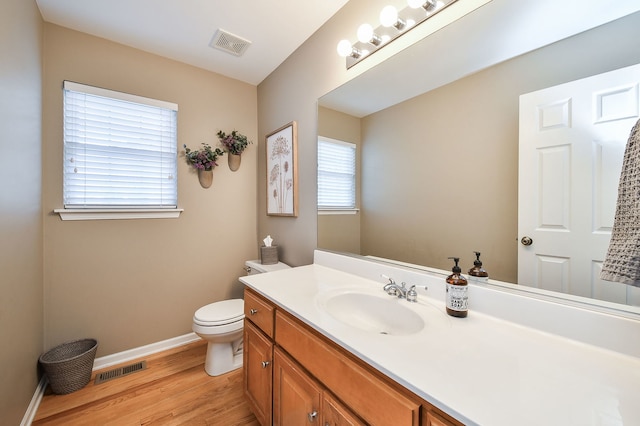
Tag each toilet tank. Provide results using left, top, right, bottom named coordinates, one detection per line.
left=245, top=259, right=290, bottom=275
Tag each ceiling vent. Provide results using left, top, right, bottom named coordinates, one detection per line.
left=210, top=29, right=251, bottom=57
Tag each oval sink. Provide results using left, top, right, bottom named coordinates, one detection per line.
left=317, top=291, right=425, bottom=335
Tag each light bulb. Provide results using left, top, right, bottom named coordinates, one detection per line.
left=407, top=0, right=425, bottom=8
left=357, top=23, right=374, bottom=43
left=379, top=5, right=398, bottom=27
left=336, top=39, right=353, bottom=57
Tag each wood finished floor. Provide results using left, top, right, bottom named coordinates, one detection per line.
left=33, top=340, right=259, bottom=426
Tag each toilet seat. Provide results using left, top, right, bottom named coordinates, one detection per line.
left=193, top=299, right=244, bottom=327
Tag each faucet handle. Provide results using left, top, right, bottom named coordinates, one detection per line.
left=406, top=284, right=418, bottom=302
left=381, top=274, right=395, bottom=285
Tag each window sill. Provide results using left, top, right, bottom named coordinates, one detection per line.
left=318, top=208, right=359, bottom=215
left=53, top=208, right=184, bottom=221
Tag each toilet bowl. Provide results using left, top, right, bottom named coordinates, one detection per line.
left=193, top=260, right=290, bottom=376
left=192, top=299, right=245, bottom=376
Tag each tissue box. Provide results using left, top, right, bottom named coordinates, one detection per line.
left=260, top=246, right=278, bottom=265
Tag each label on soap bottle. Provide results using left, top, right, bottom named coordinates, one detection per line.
left=446, top=283, right=468, bottom=312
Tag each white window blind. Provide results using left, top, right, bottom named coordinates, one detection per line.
left=318, top=137, right=356, bottom=209
left=63, top=81, right=178, bottom=208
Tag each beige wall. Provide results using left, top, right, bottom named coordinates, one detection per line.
left=0, top=0, right=43, bottom=422
left=42, top=24, right=258, bottom=356
left=257, top=0, right=392, bottom=266
left=317, top=106, right=361, bottom=254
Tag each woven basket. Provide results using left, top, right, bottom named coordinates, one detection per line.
left=39, top=338, right=98, bottom=394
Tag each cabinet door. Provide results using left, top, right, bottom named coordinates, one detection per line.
left=244, top=320, right=273, bottom=426
left=322, top=392, right=366, bottom=426
left=273, top=347, right=322, bottom=425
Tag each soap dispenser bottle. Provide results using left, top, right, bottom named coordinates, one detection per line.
left=446, top=257, right=468, bottom=318
left=468, top=251, right=489, bottom=282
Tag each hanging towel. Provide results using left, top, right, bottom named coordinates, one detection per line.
left=601, top=118, right=640, bottom=287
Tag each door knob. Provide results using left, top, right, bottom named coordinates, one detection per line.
left=307, top=411, right=318, bottom=422
left=261, top=361, right=270, bottom=368
left=250, top=308, right=258, bottom=315
left=521, top=236, right=533, bottom=246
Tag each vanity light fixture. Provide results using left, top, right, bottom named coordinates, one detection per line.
left=357, top=24, right=382, bottom=46
left=380, top=5, right=406, bottom=30
left=337, top=0, right=458, bottom=68
left=408, top=0, right=443, bottom=12
left=336, top=39, right=362, bottom=59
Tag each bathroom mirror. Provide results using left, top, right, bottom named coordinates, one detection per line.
left=318, top=4, right=640, bottom=312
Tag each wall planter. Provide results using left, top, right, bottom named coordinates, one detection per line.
left=198, top=169, right=213, bottom=188
left=228, top=153, right=241, bottom=172
left=184, top=143, right=224, bottom=189
left=218, top=130, right=252, bottom=172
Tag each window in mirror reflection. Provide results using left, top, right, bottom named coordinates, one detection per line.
left=318, top=137, right=356, bottom=212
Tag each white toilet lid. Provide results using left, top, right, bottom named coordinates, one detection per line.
left=193, top=299, right=244, bottom=326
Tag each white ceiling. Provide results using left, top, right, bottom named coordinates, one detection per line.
left=35, top=0, right=350, bottom=86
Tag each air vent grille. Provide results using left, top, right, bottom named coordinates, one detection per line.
left=210, top=29, right=251, bottom=57
left=94, top=360, right=147, bottom=385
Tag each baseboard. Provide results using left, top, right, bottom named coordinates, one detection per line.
left=22, top=332, right=200, bottom=425
left=92, top=332, right=200, bottom=371
left=20, top=376, right=48, bottom=426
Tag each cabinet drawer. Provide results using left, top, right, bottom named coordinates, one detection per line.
left=244, top=288, right=275, bottom=338
left=275, top=311, right=420, bottom=426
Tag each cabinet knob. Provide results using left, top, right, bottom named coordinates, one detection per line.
left=261, top=361, right=270, bottom=368
left=250, top=308, right=258, bottom=315
left=307, top=411, right=318, bottom=422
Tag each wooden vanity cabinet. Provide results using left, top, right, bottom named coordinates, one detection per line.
left=322, top=391, right=367, bottom=426
left=243, top=289, right=276, bottom=426
left=273, top=347, right=321, bottom=425
left=243, top=288, right=462, bottom=426
left=244, top=288, right=275, bottom=338
left=244, top=320, right=273, bottom=426
left=275, top=310, right=420, bottom=426
left=423, top=409, right=458, bottom=426
left=273, top=346, right=365, bottom=426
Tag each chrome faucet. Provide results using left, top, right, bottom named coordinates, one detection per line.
left=381, top=275, right=417, bottom=302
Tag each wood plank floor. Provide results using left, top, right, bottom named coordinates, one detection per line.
left=33, top=340, right=259, bottom=426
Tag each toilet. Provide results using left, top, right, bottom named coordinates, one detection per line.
left=192, top=259, right=290, bottom=376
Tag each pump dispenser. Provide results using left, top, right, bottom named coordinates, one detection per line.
left=446, top=257, right=468, bottom=318
left=468, top=251, right=489, bottom=282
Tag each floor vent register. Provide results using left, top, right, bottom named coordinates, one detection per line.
left=94, top=360, right=147, bottom=385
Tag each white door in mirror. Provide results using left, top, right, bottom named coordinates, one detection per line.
left=518, top=63, right=640, bottom=305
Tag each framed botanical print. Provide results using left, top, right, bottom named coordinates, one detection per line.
left=266, top=121, right=298, bottom=217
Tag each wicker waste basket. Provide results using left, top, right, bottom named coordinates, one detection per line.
left=39, top=338, right=98, bottom=394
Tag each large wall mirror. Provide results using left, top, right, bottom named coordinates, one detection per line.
left=318, top=3, right=640, bottom=313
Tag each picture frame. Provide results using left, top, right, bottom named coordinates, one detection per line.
left=266, top=121, right=298, bottom=217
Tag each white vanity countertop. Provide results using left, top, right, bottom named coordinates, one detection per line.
left=240, top=263, right=640, bottom=426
